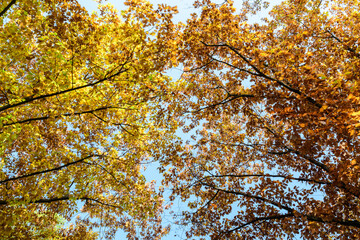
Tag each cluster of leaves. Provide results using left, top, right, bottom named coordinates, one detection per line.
left=1, top=0, right=360, bottom=239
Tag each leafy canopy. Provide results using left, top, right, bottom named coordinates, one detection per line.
left=0, top=0, right=177, bottom=239
left=160, top=0, right=360, bottom=239
left=2, top=0, right=360, bottom=239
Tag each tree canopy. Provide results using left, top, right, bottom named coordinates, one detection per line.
left=1, top=0, right=360, bottom=239
left=162, top=0, right=360, bottom=239
left=0, top=0, right=177, bottom=238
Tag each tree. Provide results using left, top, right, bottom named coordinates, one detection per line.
left=160, top=0, right=360, bottom=239
left=0, top=0, right=178, bottom=238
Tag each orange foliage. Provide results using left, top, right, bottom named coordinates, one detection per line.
left=161, top=0, right=360, bottom=239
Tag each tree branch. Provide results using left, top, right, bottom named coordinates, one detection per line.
left=195, top=190, right=219, bottom=214
left=245, top=108, right=331, bottom=173
left=215, top=213, right=295, bottom=239
left=190, top=94, right=254, bottom=113
left=2, top=106, right=123, bottom=126
left=206, top=53, right=261, bottom=76
left=0, top=67, right=127, bottom=113
left=215, top=213, right=360, bottom=239
left=306, top=215, right=360, bottom=228
left=0, top=155, right=99, bottom=184
left=84, top=160, right=135, bottom=197
left=284, top=146, right=330, bottom=172
left=0, top=0, right=16, bottom=17
left=200, top=41, right=323, bottom=109
left=198, top=173, right=330, bottom=185
left=200, top=182, right=294, bottom=212
left=0, top=196, right=123, bottom=210
left=326, top=30, right=360, bottom=58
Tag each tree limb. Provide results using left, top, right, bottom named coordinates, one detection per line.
left=215, top=213, right=360, bottom=239
left=0, top=196, right=123, bottom=210
left=189, top=94, right=254, bottom=113
left=200, top=41, right=323, bottom=109
left=195, top=190, right=219, bottom=214
left=0, top=67, right=127, bottom=113
left=0, top=155, right=99, bottom=184
left=200, top=182, right=294, bottom=212
left=326, top=30, right=360, bottom=58
left=3, top=106, right=122, bottom=126
left=0, top=0, right=16, bottom=17
left=215, top=213, right=295, bottom=239
left=198, top=173, right=330, bottom=185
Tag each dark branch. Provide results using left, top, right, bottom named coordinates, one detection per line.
left=200, top=41, right=322, bottom=109
left=215, top=213, right=295, bottom=239
left=198, top=174, right=330, bottom=185
left=183, top=59, right=215, bottom=72
left=84, top=160, right=135, bottom=197
left=283, top=146, right=330, bottom=172
left=201, top=182, right=294, bottom=212
left=216, top=213, right=360, bottom=239
left=0, top=0, right=16, bottom=17
left=306, top=215, right=360, bottom=228
left=195, top=190, right=219, bottom=214
left=3, top=106, right=122, bottom=126
left=0, top=67, right=127, bottom=113
left=246, top=108, right=331, bottom=173
left=0, top=155, right=99, bottom=184
left=206, top=53, right=260, bottom=76
left=91, top=112, right=135, bottom=136
left=190, top=94, right=254, bottom=113
left=82, top=197, right=123, bottom=209
left=326, top=30, right=360, bottom=58
left=0, top=196, right=123, bottom=209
